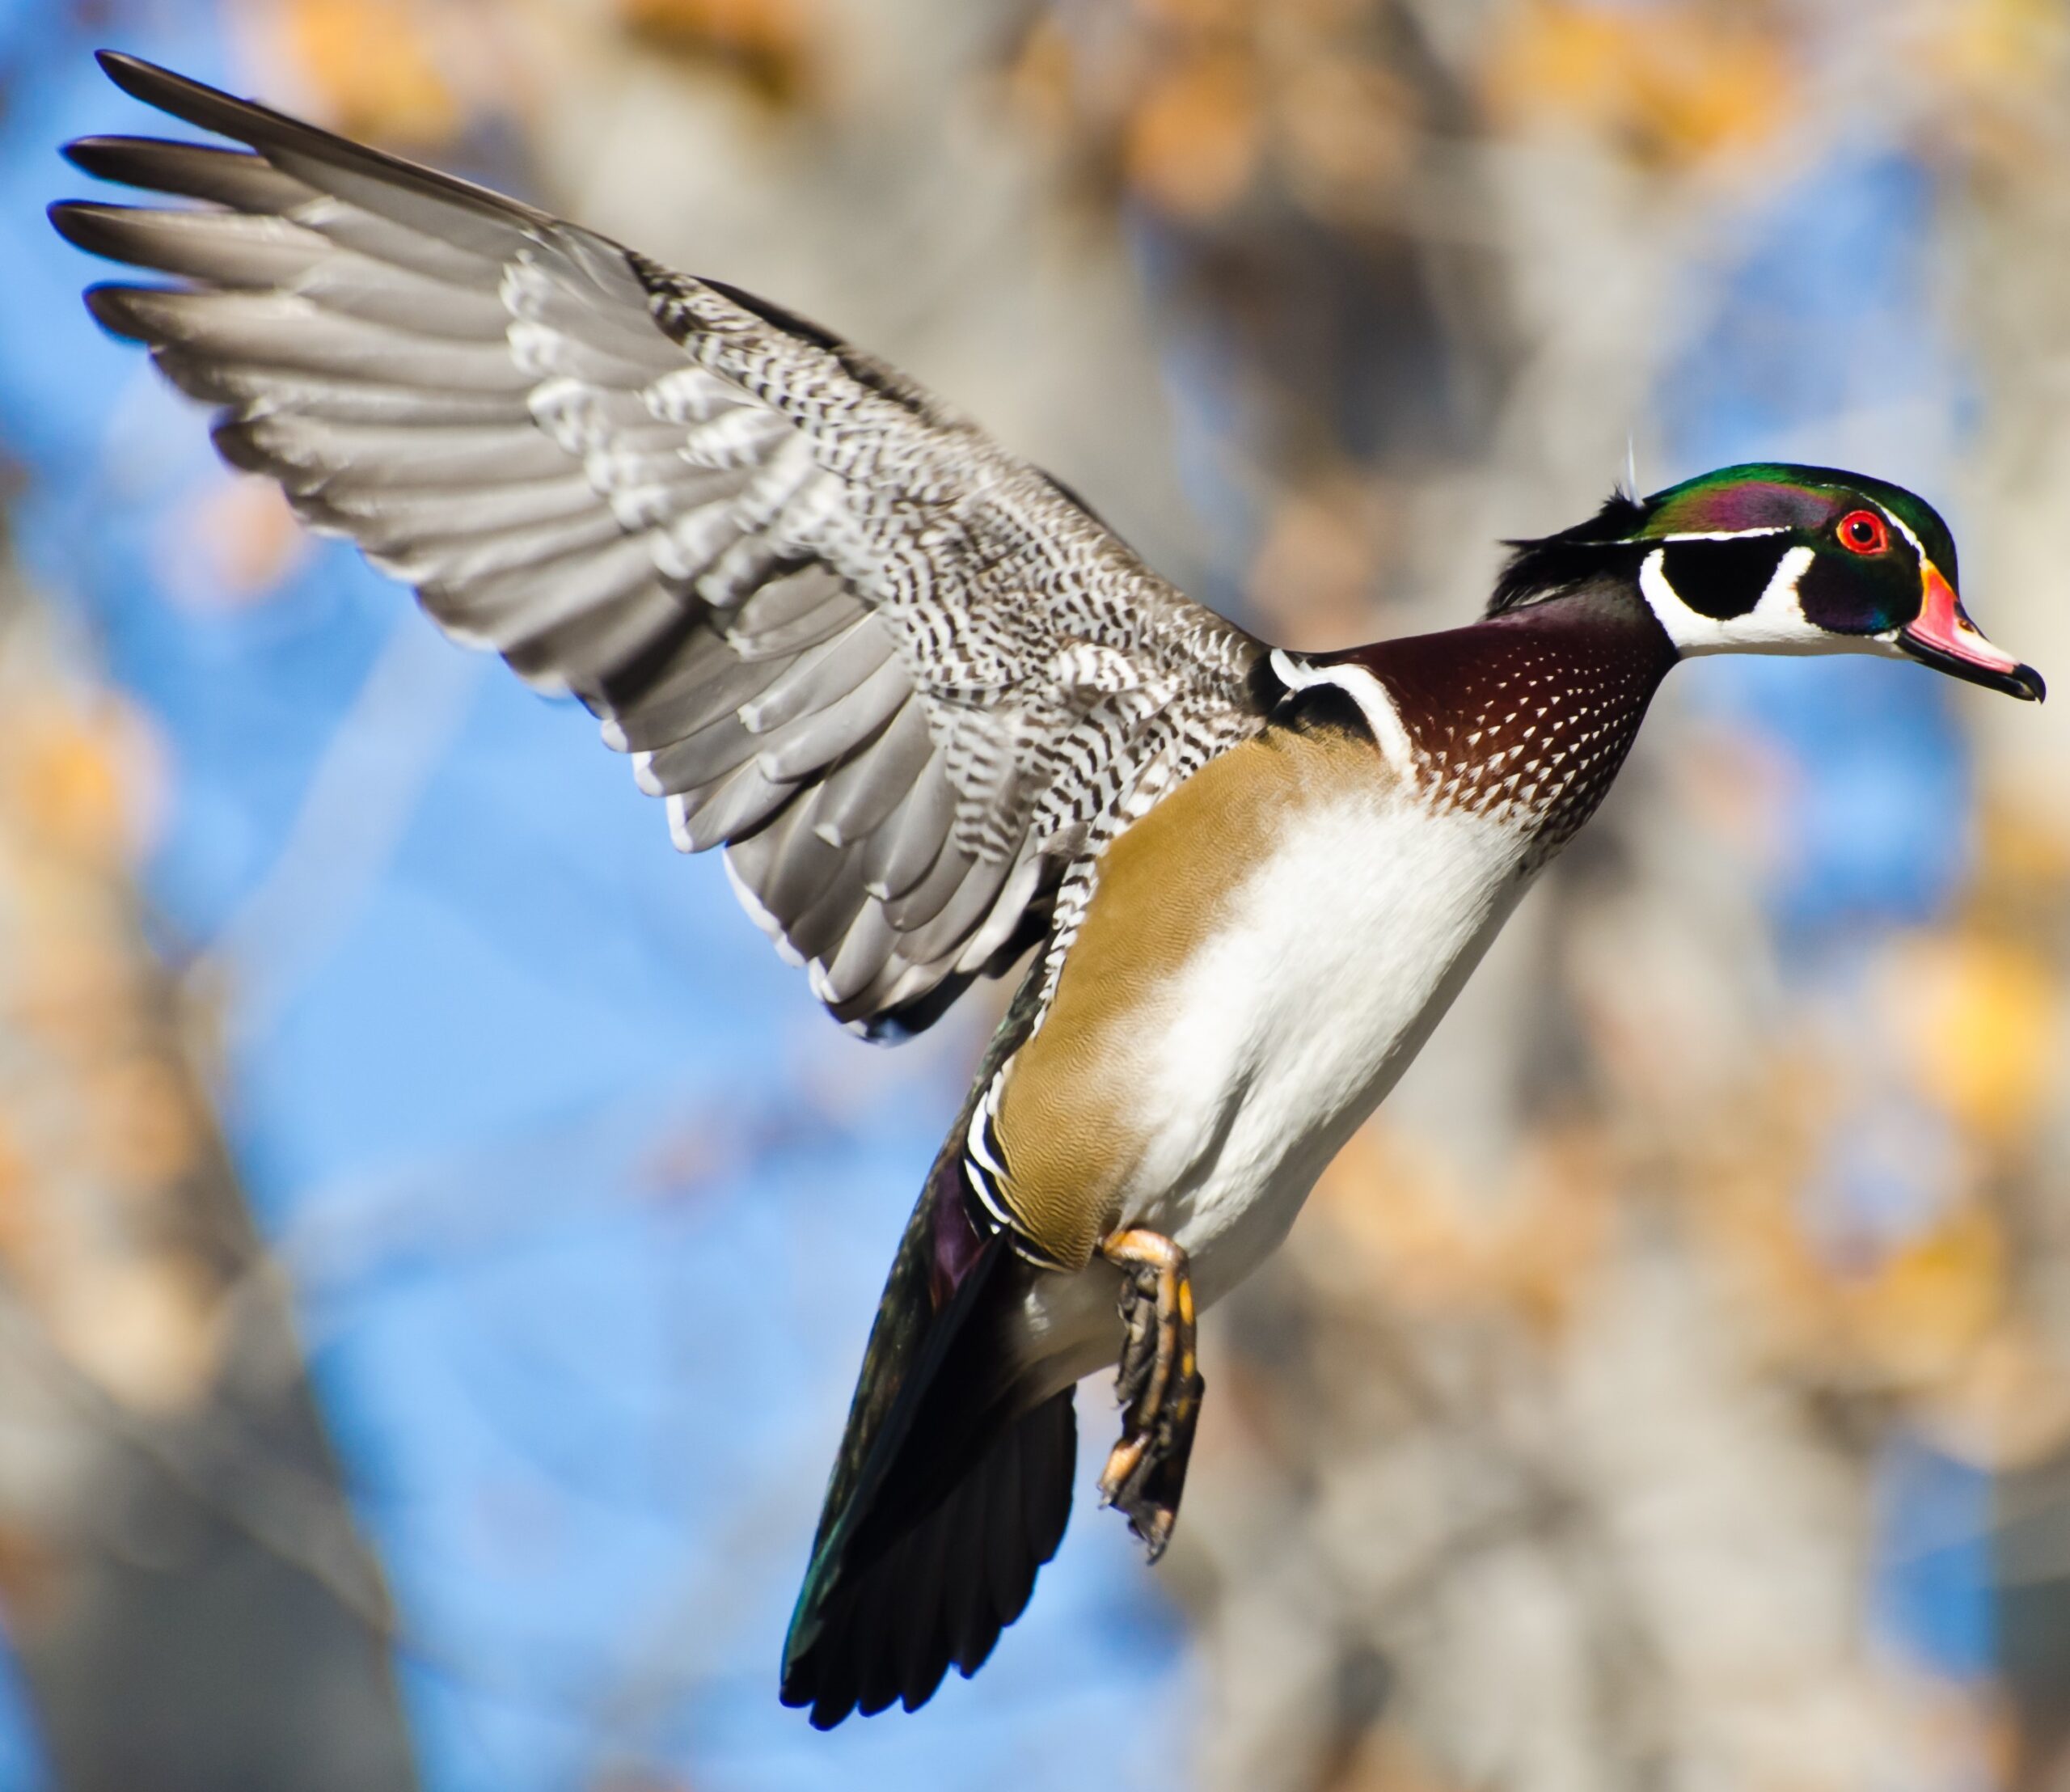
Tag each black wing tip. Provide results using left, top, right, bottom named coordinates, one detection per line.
left=62, top=133, right=264, bottom=183
left=95, top=48, right=194, bottom=101
left=209, top=416, right=277, bottom=476
left=91, top=47, right=286, bottom=150
left=84, top=42, right=556, bottom=237
left=60, top=133, right=128, bottom=178
left=78, top=281, right=158, bottom=340
left=47, top=199, right=129, bottom=260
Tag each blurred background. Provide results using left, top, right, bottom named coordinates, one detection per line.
left=0, top=0, right=2068, bottom=1786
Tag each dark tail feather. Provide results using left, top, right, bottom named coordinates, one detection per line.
left=784, top=959, right=1071, bottom=1726
left=782, top=1387, right=1076, bottom=1727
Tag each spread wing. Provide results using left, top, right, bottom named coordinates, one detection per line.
left=53, top=52, right=1268, bottom=1038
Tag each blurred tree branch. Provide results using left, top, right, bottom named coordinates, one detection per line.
left=0, top=538, right=414, bottom=1792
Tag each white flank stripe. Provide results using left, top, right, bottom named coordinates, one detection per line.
left=966, top=1088, right=1008, bottom=1181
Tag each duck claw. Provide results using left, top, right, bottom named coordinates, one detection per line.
left=1096, top=1228, right=1204, bottom=1563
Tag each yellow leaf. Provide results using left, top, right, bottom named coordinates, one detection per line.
left=280, top=0, right=460, bottom=144
left=2, top=706, right=125, bottom=865
left=1884, top=931, right=2059, bottom=1144
left=1481, top=0, right=1791, bottom=170
left=618, top=0, right=812, bottom=99
left=1124, top=49, right=1264, bottom=219
left=1847, top=1202, right=2005, bottom=1387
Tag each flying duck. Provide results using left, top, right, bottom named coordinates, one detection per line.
left=51, top=50, right=2044, bottom=1732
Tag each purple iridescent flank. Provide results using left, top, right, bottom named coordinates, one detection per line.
left=931, top=1174, right=986, bottom=1305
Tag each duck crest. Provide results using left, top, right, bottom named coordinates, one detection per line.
left=1320, top=585, right=1677, bottom=860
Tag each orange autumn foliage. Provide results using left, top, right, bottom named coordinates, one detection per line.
left=279, top=0, right=459, bottom=144
left=1481, top=0, right=1792, bottom=169
left=618, top=0, right=813, bottom=99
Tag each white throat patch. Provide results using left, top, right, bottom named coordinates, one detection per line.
left=1640, top=542, right=1826, bottom=656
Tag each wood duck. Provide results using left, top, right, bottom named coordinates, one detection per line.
left=53, top=52, right=2044, bottom=1731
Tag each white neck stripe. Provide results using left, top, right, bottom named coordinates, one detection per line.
left=1270, top=649, right=1418, bottom=782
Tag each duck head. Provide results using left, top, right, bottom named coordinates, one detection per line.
left=1493, top=463, right=2044, bottom=703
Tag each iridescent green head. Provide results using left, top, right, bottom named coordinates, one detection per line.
left=1493, top=462, right=2043, bottom=702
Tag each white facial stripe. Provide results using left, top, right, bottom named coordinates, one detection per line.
left=1654, top=526, right=1792, bottom=542
left=1846, top=499, right=1931, bottom=659
left=1641, top=543, right=1835, bottom=655
left=1852, top=504, right=1931, bottom=658
left=1878, top=504, right=1928, bottom=562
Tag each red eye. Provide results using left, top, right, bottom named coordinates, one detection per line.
left=1837, top=509, right=1888, bottom=555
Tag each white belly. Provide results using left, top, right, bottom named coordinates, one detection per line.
left=1020, top=790, right=1532, bottom=1374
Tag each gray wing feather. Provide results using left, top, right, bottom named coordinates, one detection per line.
left=820, top=898, right=898, bottom=1007
left=886, top=843, right=990, bottom=937
left=905, top=855, right=1021, bottom=970
left=54, top=51, right=1267, bottom=1038
left=812, top=700, right=932, bottom=847
left=686, top=761, right=800, bottom=856
left=607, top=651, right=788, bottom=754
left=753, top=657, right=909, bottom=782
left=864, top=771, right=957, bottom=906
left=64, top=134, right=311, bottom=210
left=642, top=713, right=760, bottom=797
left=154, top=351, right=534, bottom=426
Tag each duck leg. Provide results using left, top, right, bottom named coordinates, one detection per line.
left=1096, top=1228, right=1204, bottom=1562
